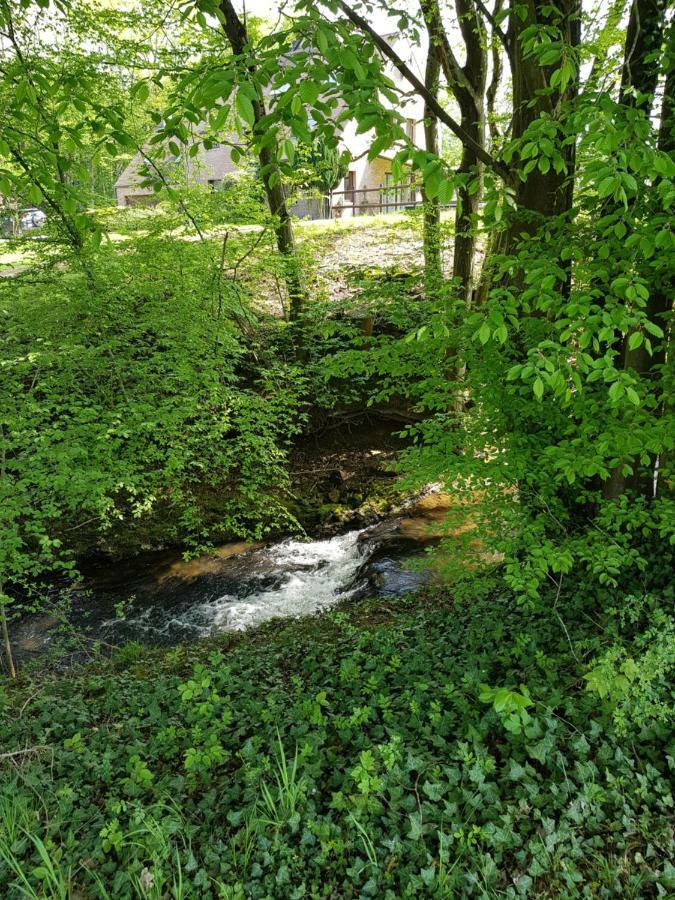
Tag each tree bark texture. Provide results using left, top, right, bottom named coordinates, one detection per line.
left=605, top=16, right=674, bottom=499
left=420, top=0, right=487, bottom=301
left=422, top=42, right=443, bottom=294
left=218, top=0, right=306, bottom=321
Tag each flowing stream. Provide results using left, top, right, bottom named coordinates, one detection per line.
left=13, top=525, right=430, bottom=657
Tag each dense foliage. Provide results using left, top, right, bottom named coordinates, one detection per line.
left=1, top=586, right=673, bottom=898
left=0, top=214, right=306, bottom=602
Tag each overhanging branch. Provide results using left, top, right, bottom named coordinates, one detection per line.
left=330, top=0, right=511, bottom=181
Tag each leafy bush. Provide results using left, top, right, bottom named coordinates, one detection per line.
left=584, top=592, right=675, bottom=736
left=0, top=227, right=306, bottom=614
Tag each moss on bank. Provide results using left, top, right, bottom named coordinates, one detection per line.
left=1, top=585, right=673, bottom=898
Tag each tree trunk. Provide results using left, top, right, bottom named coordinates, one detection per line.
left=619, top=0, right=667, bottom=108
left=0, top=601, right=15, bottom=679
left=477, top=0, right=580, bottom=304
left=218, top=0, right=306, bottom=321
left=0, top=438, right=15, bottom=677
left=453, top=0, right=487, bottom=301
left=422, top=43, right=443, bottom=295
left=604, top=15, right=673, bottom=499
left=420, top=0, right=487, bottom=302
left=486, top=0, right=504, bottom=148
left=506, top=0, right=580, bottom=235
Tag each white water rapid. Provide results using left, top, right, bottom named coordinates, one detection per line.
left=14, top=526, right=428, bottom=658
left=104, top=529, right=379, bottom=642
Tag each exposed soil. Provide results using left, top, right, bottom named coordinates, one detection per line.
left=288, top=412, right=412, bottom=535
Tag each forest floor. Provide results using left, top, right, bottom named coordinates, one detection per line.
left=2, top=210, right=460, bottom=306
left=2, top=585, right=672, bottom=897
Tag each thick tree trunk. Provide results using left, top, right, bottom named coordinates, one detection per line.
left=506, top=0, right=580, bottom=234
left=422, top=44, right=442, bottom=295
left=477, top=0, right=579, bottom=304
left=218, top=0, right=305, bottom=321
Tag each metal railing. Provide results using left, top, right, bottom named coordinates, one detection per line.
left=328, top=183, right=421, bottom=217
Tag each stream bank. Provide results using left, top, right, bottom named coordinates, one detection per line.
left=11, top=484, right=460, bottom=664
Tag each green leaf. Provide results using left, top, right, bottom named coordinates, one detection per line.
left=533, top=377, right=544, bottom=400
left=300, top=82, right=320, bottom=105
left=478, top=322, right=491, bottom=345
left=608, top=381, right=624, bottom=402
left=236, top=91, right=255, bottom=127
left=627, top=331, right=643, bottom=351
left=424, top=169, right=442, bottom=200
left=316, top=26, right=329, bottom=55
left=367, top=135, right=391, bottom=161
left=341, top=48, right=366, bottom=81
left=438, top=178, right=454, bottom=204
left=133, top=81, right=150, bottom=104
left=540, top=48, right=562, bottom=66
left=626, top=387, right=640, bottom=406
left=281, top=139, right=295, bottom=164
left=643, top=320, right=664, bottom=338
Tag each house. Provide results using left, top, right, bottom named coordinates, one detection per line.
left=114, top=136, right=242, bottom=207
left=115, top=35, right=429, bottom=219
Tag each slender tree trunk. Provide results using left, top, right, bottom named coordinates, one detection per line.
left=420, top=0, right=487, bottom=303
left=486, top=0, right=504, bottom=148
left=453, top=0, right=487, bottom=302
left=619, top=0, right=667, bottom=108
left=218, top=0, right=306, bottom=321
left=605, top=15, right=673, bottom=499
left=0, top=436, right=15, bottom=678
left=0, top=595, right=15, bottom=679
left=422, top=43, right=443, bottom=295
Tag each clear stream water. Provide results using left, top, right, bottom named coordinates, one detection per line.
left=13, top=527, right=428, bottom=657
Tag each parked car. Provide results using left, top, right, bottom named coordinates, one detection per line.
left=0, top=207, right=47, bottom=238
left=20, top=207, right=47, bottom=231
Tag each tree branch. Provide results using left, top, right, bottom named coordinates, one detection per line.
left=331, top=0, right=511, bottom=181
left=472, top=0, right=510, bottom=58
left=419, top=0, right=469, bottom=95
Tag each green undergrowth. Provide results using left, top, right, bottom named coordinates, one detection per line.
left=1, top=586, right=673, bottom=898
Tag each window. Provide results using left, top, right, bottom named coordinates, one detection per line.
left=406, top=118, right=415, bottom=142
left=344, top=170, right=356, bottom=205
